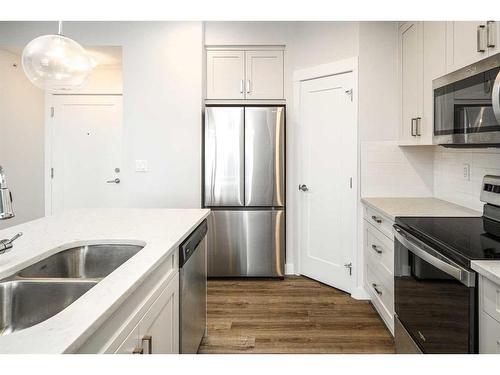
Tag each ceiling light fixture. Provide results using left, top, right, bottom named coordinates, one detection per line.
left=21, top=21, right=93, bottom=92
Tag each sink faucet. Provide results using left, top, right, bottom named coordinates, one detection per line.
left=0, top=166, right=22, bottom=254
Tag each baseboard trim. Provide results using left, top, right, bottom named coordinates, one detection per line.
left=350, top=286, right=370, bottom=300
left=285, top=263, right=295, bottom=275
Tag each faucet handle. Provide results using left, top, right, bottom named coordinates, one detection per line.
left=10, top=232, right=23, bottom=242
left=0, top=232, right=22, bottom=254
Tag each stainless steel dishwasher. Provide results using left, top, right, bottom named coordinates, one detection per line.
left=179, top=219, right=208, bottom=354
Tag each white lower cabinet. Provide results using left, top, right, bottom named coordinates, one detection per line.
left=479, top=275, right=500, bottom=354
left=136, top=274, right=179, bottom=354
left=363, top=205, right=395, bottom=335
left=114, top=274, right=179, bottom=354
left=77, top=251, right=179, bottom=354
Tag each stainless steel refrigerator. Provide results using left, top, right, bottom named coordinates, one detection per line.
left=204, top=106, right=285, bottom=277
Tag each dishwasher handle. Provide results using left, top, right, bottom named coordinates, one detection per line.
left=179, top=219, right=208, bottom=266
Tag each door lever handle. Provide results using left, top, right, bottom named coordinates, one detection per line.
left=298, top=184, right=309, bottom=192
left=106, top=178, right=120, bottom=184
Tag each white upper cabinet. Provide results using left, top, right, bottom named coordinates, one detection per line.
left=206, top=48, right=285, bottom=100
left=399, top=22, right=424, bottom=144
left=245, top=50, right=284, bottom=99
left=422, top=22, right=447, bottom=145
left=397, top=22, right=453, bottom=146
left=446, top=21, right=500, bottom=72
left=206, top=50, right=245, bottom=99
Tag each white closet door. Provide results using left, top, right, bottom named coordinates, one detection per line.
left=245, top=50, right=284, bottom=99
left=206, top=50, right=245, bottom=99
left=298, top=71, right=356, bottom=294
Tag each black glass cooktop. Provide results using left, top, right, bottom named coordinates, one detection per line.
left=395, top=216, right=500, bottom=268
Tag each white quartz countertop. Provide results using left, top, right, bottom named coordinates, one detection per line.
left=472, top=261, right=500, bottom=286
left=0, top=208, right=210, bottom=353
left=361, top=197, right=481, bottom=221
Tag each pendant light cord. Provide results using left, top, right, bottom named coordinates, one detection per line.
left=58, top=21, right=63, bottom=35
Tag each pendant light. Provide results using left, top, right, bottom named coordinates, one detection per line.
left=21, top=21, right=93, bottom=92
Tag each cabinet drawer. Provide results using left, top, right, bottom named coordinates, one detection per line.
left=366, top=262, right=394, bottom=315
left=363, top=206, right=394, bottom=238
left=480, top=311, right=500, bottom=354
left=482, top=277, right=500, bottom=324
left=364, top=221, right=394, bottom=274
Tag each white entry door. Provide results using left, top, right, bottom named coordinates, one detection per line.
left=50, top=95, right=123, bottom=214
left=298, top=71, right=357, bottom=293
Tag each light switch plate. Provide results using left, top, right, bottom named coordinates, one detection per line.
left=463, top=163, right=470, bottom=181
left=135, top=160, right=148, bottom=172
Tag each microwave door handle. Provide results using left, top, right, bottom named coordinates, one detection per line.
left=493, top=71, right=500, bottom=125
left=393, top=225, right=476, bottom=287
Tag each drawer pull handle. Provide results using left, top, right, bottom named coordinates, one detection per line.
left=371, top=215, right=382, bottom=224
left=372, top=283, right=382, bottom=295
left=371, top=244, right=383, bottom=254
left=142, top=335, right=153, bottom=354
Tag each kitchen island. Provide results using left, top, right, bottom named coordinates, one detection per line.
left=0, top=208, right=210, bottom=353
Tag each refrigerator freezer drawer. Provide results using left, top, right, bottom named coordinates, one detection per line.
left=207, top=210, right=285, bottom=277
left=244, top=107, right=285, bottom=207
left=204, top=107, right=245, bottom=207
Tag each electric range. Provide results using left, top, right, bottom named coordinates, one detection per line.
left=393, top=175, right=500, bottom=354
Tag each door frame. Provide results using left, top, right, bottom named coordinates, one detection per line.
left=291, top=57, right=366, bottom=299
left=44, top=93, right=123, bottom=215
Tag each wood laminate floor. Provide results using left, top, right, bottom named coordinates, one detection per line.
left=198, top=276, right=395, bottom=354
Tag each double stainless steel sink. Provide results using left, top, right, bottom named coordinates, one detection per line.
left=0, top=243, right=144, bottom=335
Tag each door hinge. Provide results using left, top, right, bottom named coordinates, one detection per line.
left=344, top=262, right=352, bottom=276
left=51, top=168, right=54, bottom=179
left=345, top=89, right=353, bottom=102
left=50, top=107, right=55, bottom=118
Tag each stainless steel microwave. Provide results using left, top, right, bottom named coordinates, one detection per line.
left=433, top=53, right=500, bottom=147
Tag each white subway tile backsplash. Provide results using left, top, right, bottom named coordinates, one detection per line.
left=362, top=142, right=500, bottom=212
left=433, top=148, right=500, bottom=211
left=361, top=141, right=434, bottom=197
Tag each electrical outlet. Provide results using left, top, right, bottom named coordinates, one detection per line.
left=463, top=163, right=471, bottom=181
left=135, top=160, right=148, bottom=172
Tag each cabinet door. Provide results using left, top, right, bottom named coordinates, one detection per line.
left=138, top=273, right=179, bottom=354
left=446, top=21, right=488, bottom=72
left=486, top=21, right=500, bottom=56
left=399, top=22, right=423, bottom=144
left=206, top=50, right=245, bottom=99
left=114, top=326, right=140, bottom=354
left=422, top=22, right=447, bottom=145
left=245, top=50, right=284, bottom=99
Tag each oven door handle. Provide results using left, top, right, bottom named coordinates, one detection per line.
left=393, top=225, right=476, bottom=287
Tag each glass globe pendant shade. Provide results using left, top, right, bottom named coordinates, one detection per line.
left=21, top=34, right=92, bottom=92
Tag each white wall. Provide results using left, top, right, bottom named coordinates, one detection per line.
left=0, top=22, right=204, bottom=220
left=0, top=49, right=45, bottom=229
left=293, top=22, right=359, bottom=70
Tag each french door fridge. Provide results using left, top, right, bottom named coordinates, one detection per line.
left=204, top=106, right=285, bottom=277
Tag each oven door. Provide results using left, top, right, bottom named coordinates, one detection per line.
left=393, top=225, right=477, bottom=353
